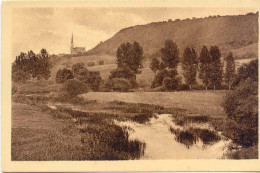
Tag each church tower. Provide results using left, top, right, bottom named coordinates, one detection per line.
left=70, top=33, right=74, bottom=54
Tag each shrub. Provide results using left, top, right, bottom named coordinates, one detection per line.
left=87, top=71, right=102, bottom=91
left=63, top=79, right=89, bottom=96
left=178, top=84, right=190, bottom=91
left=105, top=78, right=132, bottom=92
left=163, top=76, right=181, bottom=91
left=55, top=68, right=74, bottom=84
left=72, top=62, right=87, bottom=75
left=12, top=71, right=30, bottom=84
left=151, top=69, right=167, bottom=88
left=109, top=67, right=137, bottom=88
left=87, top=62, right=95, bottom=67
left=72, top=63, right=90, bottom=84
left=223, top=78, right=258, bottom=147
left=99, top=60, right=104, bottom=65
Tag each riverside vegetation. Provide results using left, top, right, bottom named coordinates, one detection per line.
left=12, top=13, right=258, bottom=160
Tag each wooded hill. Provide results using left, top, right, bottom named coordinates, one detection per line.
left=87, top=12, right=258, bottom=59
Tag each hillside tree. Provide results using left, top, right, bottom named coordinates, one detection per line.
left=150, top=57, right=160, bottom=75
left=198, top=46, right=211, bottom=90
left=182, top=47, right=198, bottom=89
left=161, top=40, right=179, bottom=68
left=224, top=52, right=236, bottom=90
left=116, top=41, right=144, bottom=74
left=209, top=45, right=223, bottom=90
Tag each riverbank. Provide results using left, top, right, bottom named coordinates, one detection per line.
left=12, top=92, right=257, bottom=160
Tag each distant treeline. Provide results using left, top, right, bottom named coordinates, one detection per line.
left=12, top=49, right=52, bottom=83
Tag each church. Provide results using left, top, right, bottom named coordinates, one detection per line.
left=70, top=34, right=86, bottom=54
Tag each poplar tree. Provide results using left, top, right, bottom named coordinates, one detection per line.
left=198, top=46, right=211, bottom=90
left=209, top=45, right=223, bottom=90
left=182, top=47, right=198, bottom=89
left=224, top=52, right=236, bottom=90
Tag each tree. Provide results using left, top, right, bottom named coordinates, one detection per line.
left=209, top=46, right=223, bottom=90
left=12, top=49, right=52, bottom=83
left=182, top=47, right=198, bottom=89
left=233, top=59, right=258, bottom=87
left=198, top=46, right=211, bottom=90
left=150, top=57, right=160, bottom=75
left=224, top=52, right=236, bottom=90
left=109, top=67, right=136, bottom=88
left=105, top=78, right=132, bottom=92
left=56, top=68, right=74, bottom=84
left=63, top=79, right=89, bottom=97
left=155, top=40, right=181, bottom=90
left=161, top=40, right=179, bottom=68
left=116, top=41, right=144, bottom=74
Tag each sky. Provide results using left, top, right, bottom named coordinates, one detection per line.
left=12, top=7, right=257, bottom=58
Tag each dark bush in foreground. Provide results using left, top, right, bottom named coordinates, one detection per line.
left=105, top=78, right=132, bottom=92
left=223, top=59, right=258, bottom=147
left=63, top=79, right=88, bottom=96
left=56, top=68, right=74, bottom=84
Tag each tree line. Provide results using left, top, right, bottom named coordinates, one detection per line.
left=12, top=49, right=52, bottom=83
left=150, top=40, right=236, bottom=90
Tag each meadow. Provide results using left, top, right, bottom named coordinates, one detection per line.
left=11, top=53, right=258, bottom=160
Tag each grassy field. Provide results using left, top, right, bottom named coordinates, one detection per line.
left=81, top=90, right=227, bottom=118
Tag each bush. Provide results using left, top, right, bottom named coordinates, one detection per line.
left=72, top=62, right=87, bottom=75
left=87, top=71, right=102, bottom=91
left=163, top=76, right=181, bottom=91
left=99, top=60, right=104, bottom=65
left=55, top=68, right=74, bottom=84
left=223, top=78, right=258, bottom=147
left=151, top=70, right=168, bottom=88
left=12, top=71, right=30, bottom=84
left=72, top=63, right=90, bottom=84
left=105, top=78, right=132, bottom=92
left=178, top=84, right=190, bottom=91
left=109, top=67, right=137, bottom=88
left=63, top=79, right=89, bottom=96
left=87, top=62, right=95, bottom=67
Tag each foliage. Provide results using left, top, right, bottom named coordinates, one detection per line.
left=209, top=46, right=223, bottom=89
left=109, top=67, right=137, bottom=88
left=87, top=62, right=95, bottom=67
left=150, top=57, right=160, bottom=74
left=198, top=46, right=211, bottom=89
left=56, top=68, right=74, bottom=84
left=224, top=52, right=236, bottom=89
left=182, top=47, right=198, bottom=88
left=105, top=78, right=132, bottom=92
left=63, top=79, right=89, bottom=96
left=223, top=59, right=258, bottom=147
left=87, top=71, right=102, bottom=91
left=161, top=40, right=179, bottom=68
left=99, top=60, right=104, bottom=65
left=116, top=41, right=144, bottom=74
left=152, top=69, right=181, bottom=90
left=72, top=63, right=90, bottom=83
left=12, top=49, right=52, bottom=83
left=233, top=59, right=258, bottom=86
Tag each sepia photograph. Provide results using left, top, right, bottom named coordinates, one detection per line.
left=2, top=0, right=260, bottom=171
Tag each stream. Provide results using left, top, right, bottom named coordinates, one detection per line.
left=46, top=102, right=233, bottom=159
left=116, top=114, right=232, bottom=159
